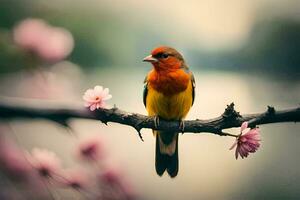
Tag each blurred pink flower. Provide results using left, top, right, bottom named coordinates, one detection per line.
left=77, top=136, right=105, bottom=161
left=61, top=168, right=89, bottom=190
left=0, top=128, right=47, bottom=196
left=13, top=18, right=48, bottom=49
left=13, top=18, right=74, bottom=62
left=100, top=168, right=137, bottom=200
left=28, top=148, right=62, bottom=178
left=0, top=137, right=32, bottom=179
left=230, top=122, right=261, bottom=159
left=83, top=86, right=112, bottom=111
left=37, top=27, right=74, bottom=62
left=101, top=168, right=122, bottom=185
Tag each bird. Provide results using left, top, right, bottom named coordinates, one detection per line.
left=143, top=46, right=195, bottom=177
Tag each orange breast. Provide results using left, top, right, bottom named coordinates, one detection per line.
left=147, top=69, right=190, bottom=96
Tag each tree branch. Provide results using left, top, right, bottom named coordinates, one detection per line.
left=0, top=97, right=299, bottom=138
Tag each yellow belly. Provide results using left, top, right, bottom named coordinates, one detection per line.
left=146, top=81, right=193, bottom=120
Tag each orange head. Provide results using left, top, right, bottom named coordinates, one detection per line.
left=143, top=46, right=185, bottom=71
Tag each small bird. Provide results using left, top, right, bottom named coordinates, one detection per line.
left=143, top=46, right=195, bottom=177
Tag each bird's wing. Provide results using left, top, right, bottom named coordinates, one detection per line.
left=182, top=65, right=196, bottom=106
left=191, top=72, right=195, bottom=106
left=143, top=75, right=148, bottom=108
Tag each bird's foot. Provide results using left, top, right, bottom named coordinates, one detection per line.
left=179, top=120, right=185, bottom=133
left=153, top=115, right=160, bottom=129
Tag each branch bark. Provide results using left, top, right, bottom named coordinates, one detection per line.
left=0, top=97, right=299, bottom=138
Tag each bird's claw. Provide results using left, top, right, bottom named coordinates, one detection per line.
left=153, top=115, right=160, bottom=129
left=179, top=120, right=185, bottom=133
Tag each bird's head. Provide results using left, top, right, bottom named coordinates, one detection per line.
left=143, top=46, right=184, bottom=71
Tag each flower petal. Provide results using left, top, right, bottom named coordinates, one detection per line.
left=89, top=104, right=97, bottom=111
left=94, top=85, right=103, bottom=92
left=241, top=122, right=248, bottom=132
left=103, top=94, right=112, bottom=101
left=102, top=88, right=109, bottom=96
left=84, top=102, right=92, bottom=107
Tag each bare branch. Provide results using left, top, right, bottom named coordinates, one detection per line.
left=0, top=97, right=299, bottom=137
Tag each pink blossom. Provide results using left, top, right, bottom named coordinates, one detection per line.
left=60, top=168, right=89, bottom=190
left=28, top=148, right=62, bottom=178
left=101, top=168, right=122, bottom=185
left=230, top=122, right=261, bottom=159
left=13, top=18, right=74, bottom=62
left=36, top=27, right=74, bottom=62
left=0, top=137, right=32, bottom=179
left=77, top=136, right=105, bottom=161
left=83, top=86, right=112, bottom=111
left=0, top=128, right=46, bottom=195
left=13, top=18, right=48, bottom=49
left=100, top=168, right=137, bottom=200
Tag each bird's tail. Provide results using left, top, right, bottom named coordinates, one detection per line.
left=155, top=131, right=178, bottom=178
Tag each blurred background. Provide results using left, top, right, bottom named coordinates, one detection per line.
left=0, top=0, right=299, bottom=199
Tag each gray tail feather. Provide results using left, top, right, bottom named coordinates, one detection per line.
left=155, top=133, right=178, bottom=178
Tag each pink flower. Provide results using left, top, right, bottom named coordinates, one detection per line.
left=100, top=168, right=122, bottom=185
left=83, top=86, right=112, bottom=111
left=61, top=168, right=89, bottom=190
left=0, top=137, right=32, bottom=179
left=28, top=148, right=62, bottom=178
left=100, top=168, right=137, bottom=200
left=13, top=18, right=48, bottom=49
left=37, top=27, right=74, bottom=62
left=230, top=122, right=261, bottom=159
left=77, top=136, right=105, bottom=161
left=13, top=18, right=74, bottom=62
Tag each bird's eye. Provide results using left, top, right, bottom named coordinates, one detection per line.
left=161, top=53, right=169, bottom=59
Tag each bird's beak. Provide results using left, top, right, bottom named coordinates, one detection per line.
left=143, top=55, right=158, bottom=63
